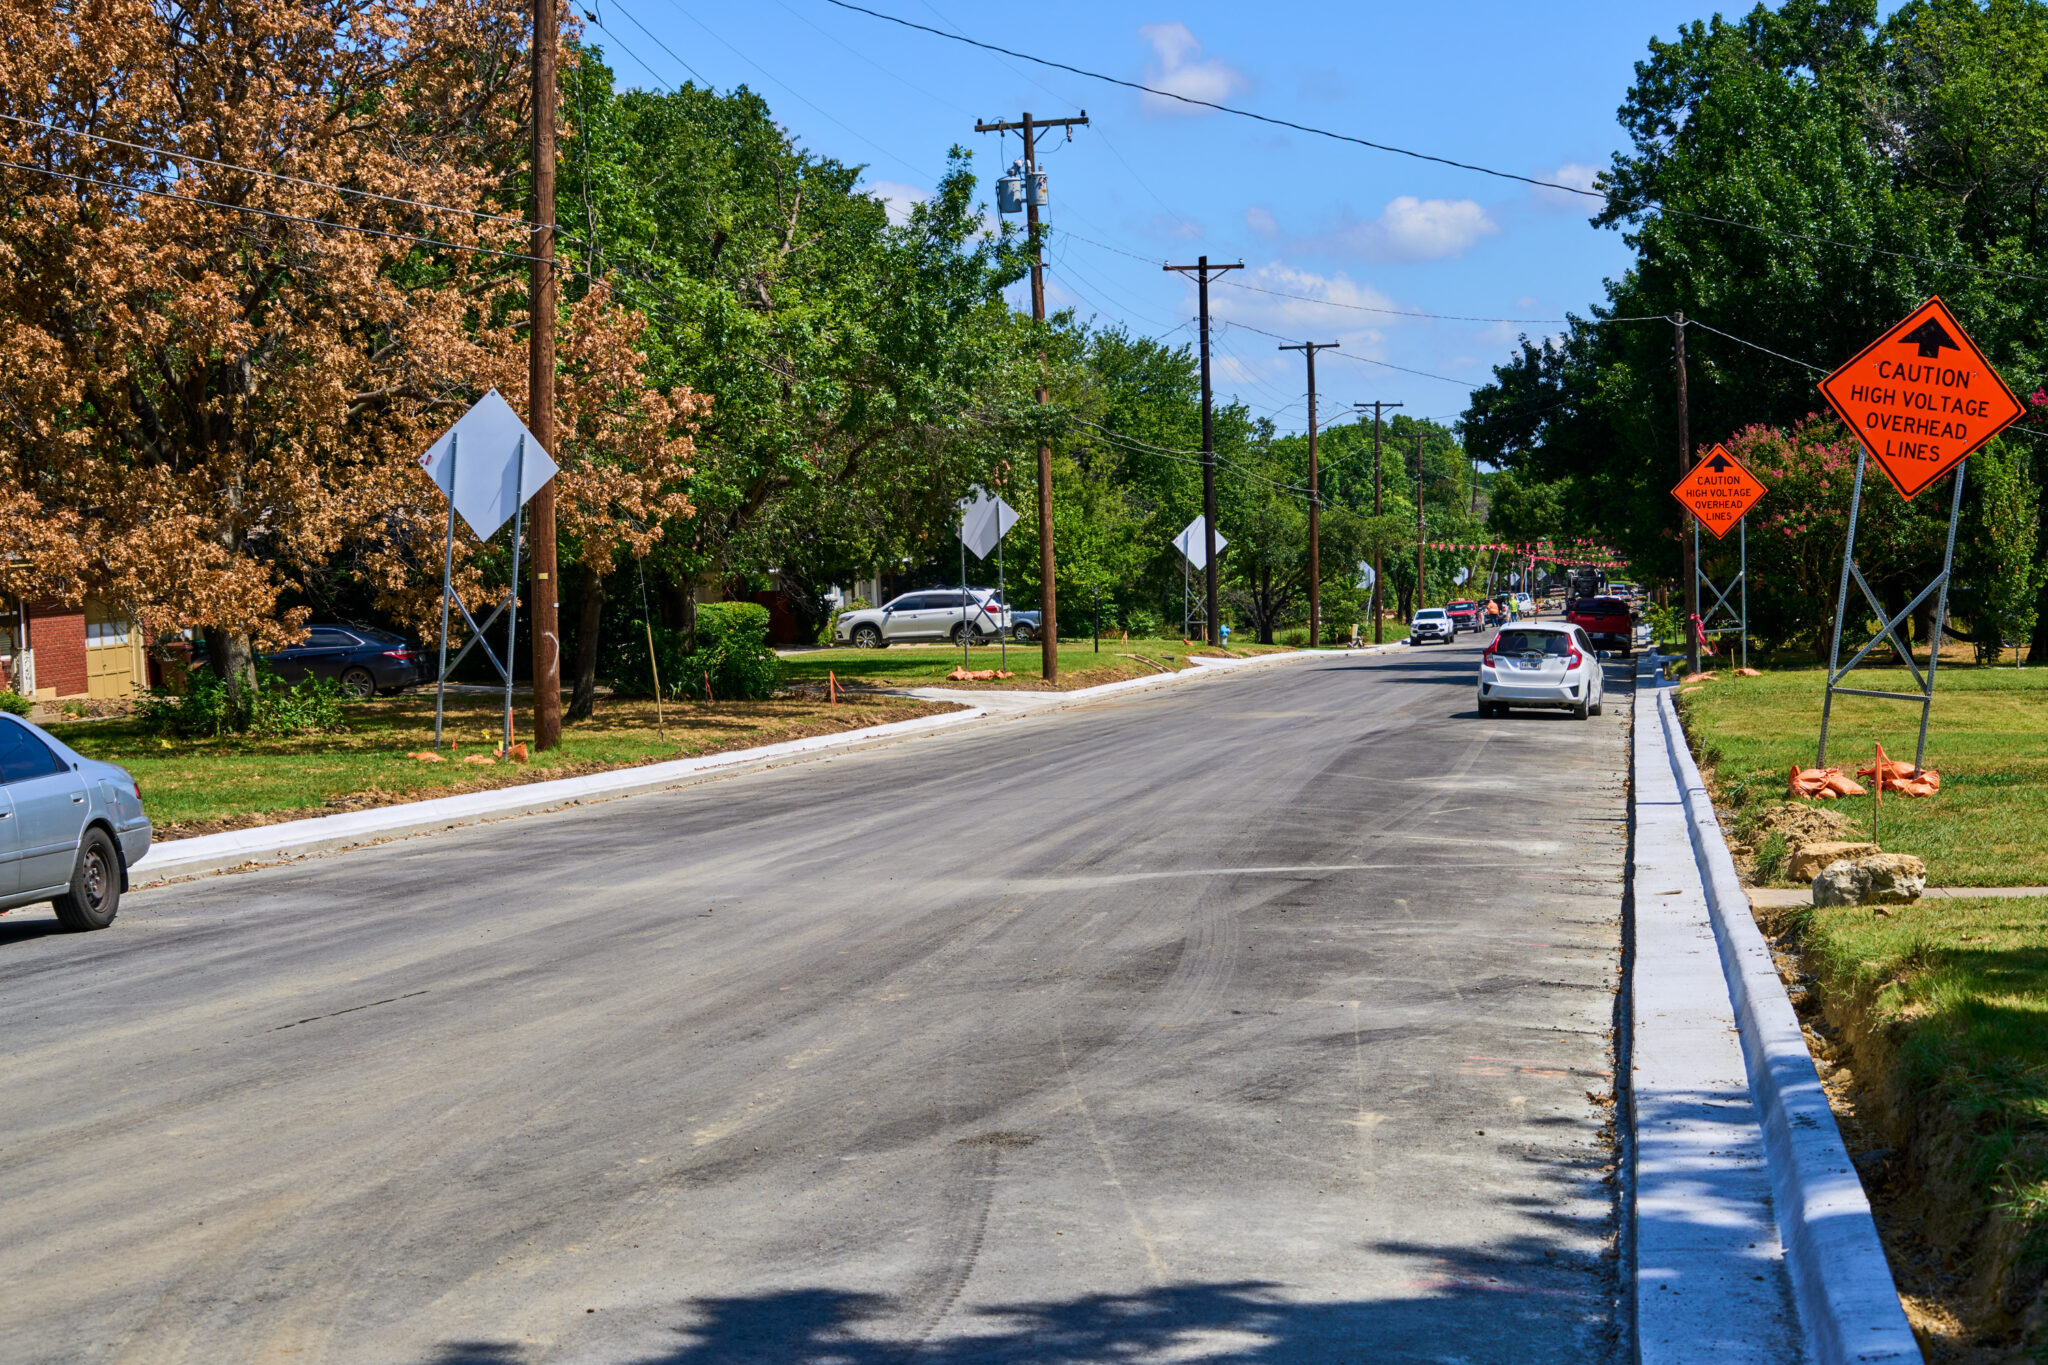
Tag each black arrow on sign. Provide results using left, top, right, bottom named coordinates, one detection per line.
left=1898, top=317, right=1959, bottom=359
left=1704, top=453, right=1733, bottom=472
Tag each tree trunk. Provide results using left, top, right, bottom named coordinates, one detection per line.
left=567, top=565, right=606, bottom=722
left=203, top=627, right=257, bottom=692
left=1396, top=585, right=1413, bottom=622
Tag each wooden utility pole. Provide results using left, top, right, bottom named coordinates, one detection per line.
left=1280, top=340, right=1338, bottom=647
left=528, top=0, right=562, bottom=749
left=1676, top=311, right=1699, bottom=674
left=976, top=110, right=1088, bottom=681
left=1353, top=401, right=1401, bottom=642
left=1414, top=434, right=1427, bottom=612
left=1164, top=255, right=1244, bottom=645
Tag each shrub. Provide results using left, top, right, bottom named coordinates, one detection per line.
left=138, top=668, right=349, bottom=739
left=0, top=689, right=32, bottom=716
left=600, top=601, right=781, bottom=702
left=685, top=601, right=780, bottom=701
left=1123, top=608, right=1161, bottom=639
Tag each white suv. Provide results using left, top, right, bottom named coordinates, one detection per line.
left=834, top=589, right=1010, bottom=648
left=1409, top=608, right=1456, bottom=645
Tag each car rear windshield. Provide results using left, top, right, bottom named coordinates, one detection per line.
left=1415, top=610, right=1446, bottom=620
left=1494, top=630, right=1570, bottom=656
left=1578, top=600, right=1627, bottom=615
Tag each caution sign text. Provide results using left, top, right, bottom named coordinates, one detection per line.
left=1672, top=445, right=1765, bottom=538
left=1818, top=296, right=2023, bottom=500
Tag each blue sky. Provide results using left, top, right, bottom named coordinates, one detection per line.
left=582, top=1, right=1783, bottom=434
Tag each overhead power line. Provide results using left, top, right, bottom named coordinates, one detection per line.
left=824, top=0, right=2048, bottom=289
left=0, top=159, right=544, bottom=264
left=0, top=111, right=532, bottom=227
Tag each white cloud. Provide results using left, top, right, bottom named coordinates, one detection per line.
left=1244, top=206, right=1279, bottom=237
left=868, top=179, right=927, bottom=227
left=1322, top=196, right=1500, bottom=263
left=1137, top=22, right=1246, bottom=114
left=1533, top=162, right=1602, bottom=209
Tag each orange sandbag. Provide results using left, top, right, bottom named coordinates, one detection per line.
left=407, top=751, right=445, bottom=763
left=944, top=668, right=1017, bottom=682
left=1856, top=743, right=1940, bottom=796
left=1789, top=765, right=1867, bottom=799
left=1680, top=670, right=1720, bottom=685
left=1734, top=667, right=1761, bottom=677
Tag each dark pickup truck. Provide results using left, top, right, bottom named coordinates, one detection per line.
left=1566, top=595, right=1634, bottom=656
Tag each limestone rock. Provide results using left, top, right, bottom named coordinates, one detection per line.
left=1812, top=854, right=1927, bottom=907
left=1789, top=840, right=1881, bottom=883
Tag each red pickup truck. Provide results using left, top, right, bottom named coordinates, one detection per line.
left=1566, top=595, right=1634, bottom=656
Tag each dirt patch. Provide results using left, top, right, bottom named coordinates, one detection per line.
left=1753, top=902, right=2048, bottom=1361
left=149, top=699, right=958, bottom=841
left=1722, top=800, right=1862, bottom=882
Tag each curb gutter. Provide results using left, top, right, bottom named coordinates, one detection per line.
left=1633, top=655, right=1918, bottom=1364
left=1655, top=677, right=1919, bottom=1364
left=131, top=707, right=986, bottom=884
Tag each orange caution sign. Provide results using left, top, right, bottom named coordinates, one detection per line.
left=1672, top=444, right=1765, bottom=538
left=1818, top=296, right=2023, bottom=500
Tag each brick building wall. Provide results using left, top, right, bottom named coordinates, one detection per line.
left=28, top=600, right=88, bottom=698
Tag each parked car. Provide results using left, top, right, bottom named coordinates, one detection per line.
left=1565, top=595, right=1635, bottom=656
left=1444, top=600, right=1482, bottom=631
left=1409, top=607, right=1456, bottom=645
left=264, top=624, right=431, bottom=697
left=1477, top=622, right=1605, bottom=720
left=1009, top=609, right=1042, bottom=643
left=0, top=713, right=151, bottom=930
left=833, top=589, right=1011, bottom=648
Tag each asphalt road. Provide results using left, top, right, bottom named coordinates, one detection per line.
left=0, top=635, right=1633, bottom=1364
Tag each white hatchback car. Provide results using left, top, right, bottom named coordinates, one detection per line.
left=1476, top=622, right=1604, bottom=719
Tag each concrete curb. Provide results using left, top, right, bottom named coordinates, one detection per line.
left=130, top=707, right=988, bottom=884
left=1656, top=677, right=1919, bottom=1364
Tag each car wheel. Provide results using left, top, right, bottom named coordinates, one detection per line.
left=1477, top=701, right=1495, bottom=717
left=53, top=827, right=120, bottom=932
left=339, top=666, right=376, bottom=699
left=851, top=623, right=883, bottom=649
left=951, top=624, right=987, bottom=646
left=1574, top=699, right=1591, bottom=720
left=1619, top=646, right=1632, bottom=659
left=1591, top=699, right=1604, bottom=716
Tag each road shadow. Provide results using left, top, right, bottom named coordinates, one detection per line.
left=426, top=1254, right=1616, bottom=1364
left=0, top=913, right=67, bottom=946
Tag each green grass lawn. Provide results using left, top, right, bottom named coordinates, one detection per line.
left=779, top=637, right=1293, bottom=691
left=50, top=691, right=946, bottom=838
left=1681, top=665, right=2048, bottom=887
left=1793, top=893, right=2048, bottom=1355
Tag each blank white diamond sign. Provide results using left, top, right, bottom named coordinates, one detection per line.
left=418, top=389, right=559, bottom=539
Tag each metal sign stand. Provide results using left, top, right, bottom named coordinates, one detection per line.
left=432, top=435, right=525, bottom=753
left=1816, top=451, right=1966, bottom=770
left=1693, top=515, right=1749, bottom=672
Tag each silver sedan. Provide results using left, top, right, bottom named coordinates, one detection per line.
left=0, top=713, right=152, bottom=930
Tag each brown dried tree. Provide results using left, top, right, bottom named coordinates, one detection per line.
left=0, top=0, right=700, bottom=703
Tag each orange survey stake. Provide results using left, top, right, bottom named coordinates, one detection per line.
left=1672, top=444, right=1765, bottom=538
left=1817, top=296, right=2024, bottom=500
